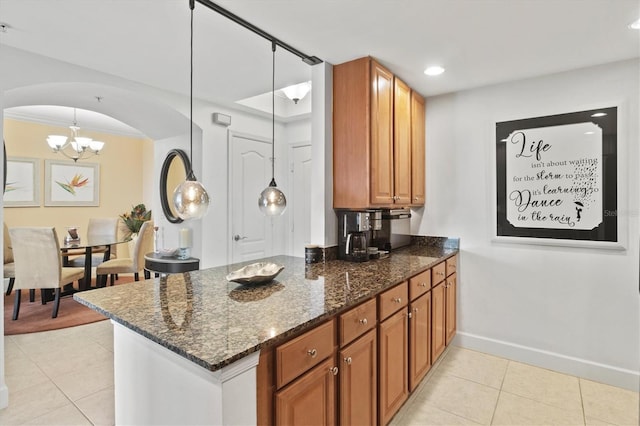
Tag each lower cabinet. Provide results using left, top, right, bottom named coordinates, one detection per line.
left=258, top=255, right=459, bottom=425
left=445, top=273, right=457, bottom=345
left=275, top=356, right=337, bottom=425
left=378, top=281, right=409, bottom=424
left=409, top=291, right=431, bottom=391
left=431, top=280, right=446, bottom=361
left=339, top=329, right=377, bottom=425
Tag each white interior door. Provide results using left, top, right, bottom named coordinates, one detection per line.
left=229, top=132, right=273, bottom=263
left=289, top=143, right=312, bottom=257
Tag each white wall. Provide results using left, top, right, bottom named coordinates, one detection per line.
left=420, top=58, right=640, bottom=389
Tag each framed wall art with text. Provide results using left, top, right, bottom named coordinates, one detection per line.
left=495, top=106, right=619, bottom=248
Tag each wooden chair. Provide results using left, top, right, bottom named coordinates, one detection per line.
left=9, top=227, right=85, bottom=319
left=96, top=220, right=154, bottom=287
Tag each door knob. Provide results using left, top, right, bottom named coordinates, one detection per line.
left=233, top=235, right=247, bottom=241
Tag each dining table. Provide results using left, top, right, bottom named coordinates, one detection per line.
left=61, top=235, right=131, bottom=291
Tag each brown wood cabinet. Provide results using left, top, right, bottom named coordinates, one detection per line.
left=409, top=291, right=431, bottom=391
left=378, top=305, right=409, bottom=425
left=410, top=91, right=426, bottom=205
left=258, top=256, right=459, bottom=425
left=339, top=328, right=377, bottom=425
left=275, top=356, right=338, bottom=425
left=393, top=77, right=412, bottom=205
left=333, top=56, right=425, bottom=209
left=445, top=273, right=457, bottom=345
left=431, top=280, right=446, bottom=361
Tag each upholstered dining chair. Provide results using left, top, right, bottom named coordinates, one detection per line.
left=4, top=222, right=15, bottom=296
left=96, top=220, right=154, bottom=287
left=9, top=227, right=85, bottom=320
left=67, top=217, right=120, bottom=267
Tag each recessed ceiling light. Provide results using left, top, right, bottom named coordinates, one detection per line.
left=424, top=66, right=445, bottom=76
left=591, top=112, right=607, bottom=117
left=629, top=18, right=640, bottom=29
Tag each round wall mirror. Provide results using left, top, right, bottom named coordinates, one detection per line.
left=160, top=149, right=191, bottom=224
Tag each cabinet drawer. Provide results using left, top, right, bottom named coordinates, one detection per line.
left=409, top=269, right=431, bottom=301
left=339, top=298, right=377, bottom=347
left=378, top=281, right=408, bottom=321
left=446, top=255, right=458, bottom=277
left=432, top=262, right=446, bottom=285
left=276, top=320, right=336, bottom=389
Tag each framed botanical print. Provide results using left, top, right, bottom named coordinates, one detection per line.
left=4, top=157, right=40, bottom=207
left=44, top=160, right=100, bottom=206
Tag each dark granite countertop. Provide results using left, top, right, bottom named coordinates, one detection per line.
left=74, top=238, right=458, bottom=372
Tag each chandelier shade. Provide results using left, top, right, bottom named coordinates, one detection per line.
left=45, top=109, right=105, bottom=162
left=282, top=81, right=311, bottom=104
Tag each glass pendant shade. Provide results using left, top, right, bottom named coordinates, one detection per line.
left=173, top=179, right=210, bottom=220
left=258, top=178, right=287, bottom=216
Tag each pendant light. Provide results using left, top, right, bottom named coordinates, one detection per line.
left=258, top=42, right=287, bottom=216
left=173, top=0, right=210, bottom=220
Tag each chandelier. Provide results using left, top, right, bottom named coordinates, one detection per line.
left=282, top=81, right=311, bottom=104
left=46, top=108, right=105, bottom=162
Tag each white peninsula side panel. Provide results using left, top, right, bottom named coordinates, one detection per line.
left=113, top=321, right=260, bottom=425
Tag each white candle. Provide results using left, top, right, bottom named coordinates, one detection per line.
left=179, top=228, right=192, bottom=248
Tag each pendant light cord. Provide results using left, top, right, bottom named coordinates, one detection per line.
left=271, top=41, right=276, bottom=185
left=188, top=0, right=196, bottom=181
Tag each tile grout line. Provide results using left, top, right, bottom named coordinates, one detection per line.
left=578, top=378, right=587, bottom=426
left=489, top=359, right=510, bottom=425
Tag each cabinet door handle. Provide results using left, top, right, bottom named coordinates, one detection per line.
left=407, top=311, right=412, bottom=319
left=414, top=307, right=419, bottom=313
left=393, top=297, right=402, bottom=303
left=359, top=318, right=368, bottom=325
left=420, top=282, right=427, bottom=287
left=344, top=357, right=352, bottom=365
left=414, top=196, right=420, bottom=201
left=329, top=366, right=339, bottom=376
left=307, top=348, right=318, bottom=358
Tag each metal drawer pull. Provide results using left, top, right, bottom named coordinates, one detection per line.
left=436, top=271, right=445, bottom=276
left=359, top=318, right=368, bottom=325
left=330, top=366, right=339, bottom=376
left=420, top=282, right=427, bottom=287
left=393, top=297, right=402, bottom=303
left=344, top=357, right=352, bottom=365
left=307, top=348, right=318, bottom=358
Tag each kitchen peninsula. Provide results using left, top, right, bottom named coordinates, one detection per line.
left=75, top=237, right=459, bottom=425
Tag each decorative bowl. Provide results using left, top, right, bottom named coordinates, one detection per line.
left=226, top=262, right=285, bottom=285
left=159, top=248, right=178, bottom=258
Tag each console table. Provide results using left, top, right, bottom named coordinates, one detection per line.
left=144, top=253, right=200, bottom=275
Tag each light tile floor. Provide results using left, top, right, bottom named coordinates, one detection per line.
left=1, top=322, right=638, bottom=425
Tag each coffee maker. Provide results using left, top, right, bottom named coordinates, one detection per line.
left=337, top=210, right=382, bottom=262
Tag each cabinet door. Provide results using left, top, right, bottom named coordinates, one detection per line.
left=411, top=91, right=426, bottom=205
left=393, top=77, right=412, bottom=205
left=409, top=292, right=431, bottom=392
left=275, top=356, right=337, bottom=426
left=445, top=273, right=457, bottom=345
left=340, top=329, right=377, bottom=426
left=379, top=308, right=409, bottom=425
left=370, top=60, right=395, bottom=205
left=431, top=282, right=446, bottom=361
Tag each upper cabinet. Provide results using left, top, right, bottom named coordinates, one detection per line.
left=410, top=91, right=426, bottom=205
left=333, top=56, right=426, bottom=209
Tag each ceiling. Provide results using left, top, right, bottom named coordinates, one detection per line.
left=0, top=0, right=638, bottom=124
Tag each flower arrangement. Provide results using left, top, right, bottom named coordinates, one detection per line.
left=120, top=203, right=152, bottom=236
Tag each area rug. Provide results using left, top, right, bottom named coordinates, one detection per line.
left=3, top=276, right=134, bottom=335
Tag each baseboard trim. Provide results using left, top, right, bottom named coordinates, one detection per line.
left=0, top=383, right=8, bottom=409
left=454, top=332, right=640, bottom=392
